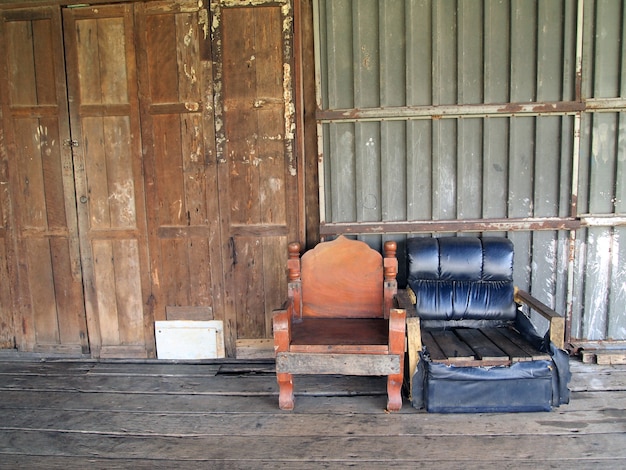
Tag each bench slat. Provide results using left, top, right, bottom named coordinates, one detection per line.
left=421, top=331, right=448, bottom=362
left=479, top=328, right=534, bottom=362
left=454, top=328, right=510, bottom=365
left=430, top=330, right=475, bottom=364
left=422, top=327, right=551, bottom=366
left=497, top=327, right=551, bottom=361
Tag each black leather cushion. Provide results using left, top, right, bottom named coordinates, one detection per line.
left=407, top=237, right=516, bottom=321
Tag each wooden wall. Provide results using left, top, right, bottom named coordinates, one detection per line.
left=0, top=0, right=311, bottom=358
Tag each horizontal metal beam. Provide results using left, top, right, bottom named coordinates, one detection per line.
left=319, top=218, right=582, bottom=236
left=317, top=98, right=626, bottom=123
left=585, top=98, right=626, bottom=110
left=317, top=101, right=585, bottom=123
left=580, top=215, right=626, bottom=226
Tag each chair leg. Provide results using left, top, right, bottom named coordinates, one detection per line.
left=387, top=373, right=403, bottom=411
left=277, top=372, right=294, bottom=410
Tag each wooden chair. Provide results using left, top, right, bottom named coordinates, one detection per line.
left=272, top=235, right=406, bottom=411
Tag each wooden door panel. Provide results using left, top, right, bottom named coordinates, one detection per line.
left=64, top=4, right=150, bottom=358
left=82, top=115, right=137, bottom=229
left=0, top=125, right=14, bottom=349
left=0, top=7, right=88, bottom=354
left=214, top=2, right=300, bottom=354
left=233, top=235, right=286, bottom=339
left=0, top=240, right=13, bottom=349
left=26, top=239, right=58, bottom=344
left=136, top=2, right=222, bottom=329
left=92, top=239, right=144, bottom=346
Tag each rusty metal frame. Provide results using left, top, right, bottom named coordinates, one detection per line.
left=316, top=101, right=585, bottom=123
left=319, top=217, right=582, bottom=237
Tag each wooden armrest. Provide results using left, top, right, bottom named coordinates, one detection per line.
left=273, top=304, right=293, bottom=354
left=388, top=308, right=406, bottom=356
left=514, top=287, right=565, bottom=350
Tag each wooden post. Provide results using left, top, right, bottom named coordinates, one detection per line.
left=387, top=307, right=406, bottom=411
left=406, top=316, right=422, bottom=401
left=383, top=241, right=398, bottom=319
left=273, top=309, right=294, bottom=410
left=287, top=242, right=302, bottom=319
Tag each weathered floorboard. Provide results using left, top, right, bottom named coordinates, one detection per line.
left=0, top=359, right=624, bottom=469
left=1, top=432, right=625, bottom=463
left=1, top=456, right=624, bottom=470
left=1, top=407, right=625, bottom=437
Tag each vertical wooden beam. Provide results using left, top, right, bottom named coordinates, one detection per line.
left=406, top=316, right=422, bottom=401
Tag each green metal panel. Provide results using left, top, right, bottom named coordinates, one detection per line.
left=406, top=0, right=432, bottom=106
left=355, top=122, right=381, bottom=223
left=381, top=121, right=407, bottom=221
left=354, top=0, right=379, bottom=108
left=432, top=119, right=457, bottom=220
left=508, top=117, right=534, bottom=219
left=380, top=0, right=406, bottom=107
left=593, top=0, right=622, bottom=98
left=457, top=118, right=483, bottom=219
left=458, top=0, right=483, bottom=104
left=406, top=120, right=432, bottom=220
left=609, top=226, right=626, bottom=339
left=432, top=0, right=457, bottom=105
left=482, top=118, right=508, bottom=218
left=510, top=0, right=537, bottom=102
left=484, top=0, right=510, bottom=103
left=321, top=0, right=353, bottom=109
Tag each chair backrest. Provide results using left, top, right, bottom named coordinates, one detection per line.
left=406, top=237, right=516, bottom=321
left=299, top=236, right=385, bottom=318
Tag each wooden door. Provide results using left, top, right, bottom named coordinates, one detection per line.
left=212, top=2, right=301, bottom=355
left=134, top=2, right=224, bottom=329
left=63, top=4, right=151, bottom=358
left=0, top=7, right=88, bottom=354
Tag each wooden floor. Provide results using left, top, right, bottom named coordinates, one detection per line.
left=0, top=357, right=625, bottom=469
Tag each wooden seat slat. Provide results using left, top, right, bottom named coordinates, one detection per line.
left=423, top=326, right=550, bottom=367
left=479, top=327, right=534, bottom=362
left=421, top=331, right=448, bottom=362
left=454, top=328, right=510, bottom=365
left=291, top=318, right=388, bottom=346
left=497, top=327, right=551, bottom=361
left=289, top=344, right=390, bottom=354
left=429, top=330, right=476, bottom=363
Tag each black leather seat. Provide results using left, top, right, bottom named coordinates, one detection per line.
left=406, top=237, right=570, bottom=413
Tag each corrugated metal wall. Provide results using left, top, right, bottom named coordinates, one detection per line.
left=575, top=0, right=626, bottom=341
left=314, top=0, right=626, bottom=344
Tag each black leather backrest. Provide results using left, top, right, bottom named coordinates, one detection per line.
left=407, top=237, right=516, bottom=321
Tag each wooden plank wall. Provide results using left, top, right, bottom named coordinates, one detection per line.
left=0, top=0, right=310, bottom=358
